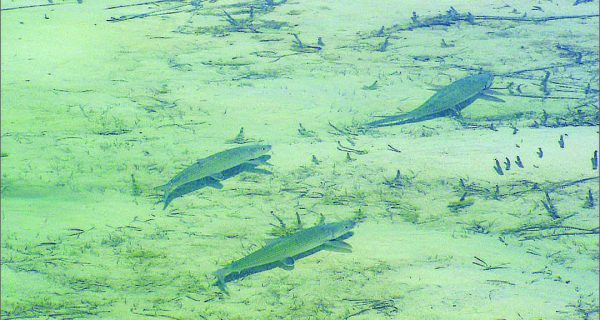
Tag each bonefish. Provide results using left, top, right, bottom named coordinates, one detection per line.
left=161, top=155, right=272, bottom=209
left=214, top=220, right=356, bottom=292
left=156, top=144, right=271, bottom=204
left=366, top=73, right=503, bottom=127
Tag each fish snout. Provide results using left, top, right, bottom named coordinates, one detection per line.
left=346, top=220, right=356, bottom=230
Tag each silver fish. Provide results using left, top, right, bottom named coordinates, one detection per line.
left=161, top=155, right=272, bottom=209
left=366, top=73, right=502, bottom=127
left=215, top=220, right=356, bottom=292
left=156, top=144, right=271, bottom=203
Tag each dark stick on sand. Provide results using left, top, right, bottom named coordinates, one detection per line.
left=1, top=3, right=62, bottom=11
left=105, top=0, right=182, bottom=10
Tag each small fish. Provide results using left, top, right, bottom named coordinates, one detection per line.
left=156, top=144, right=271, bottom=204
left=215, top=220, right=356, bottom=292
left=366, top=73, right=503, bottom=127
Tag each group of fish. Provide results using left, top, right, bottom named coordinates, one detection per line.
left=154, top=144, right=357, bottom=292
left=155, top=72, right=502, bottom=293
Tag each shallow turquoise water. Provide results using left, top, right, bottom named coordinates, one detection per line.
left=1, top=0, right=598, bottom=319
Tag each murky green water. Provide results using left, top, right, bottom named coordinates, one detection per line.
left=2, top=0, right=598, bottom=319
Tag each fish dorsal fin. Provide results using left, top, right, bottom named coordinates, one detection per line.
left=154, top=182, right=172, bottom=192
left=323, top=240, right=352, bottom=253
left=427, top=84, right=445, bottom=91
left=278, top=257, right=295, bottom=270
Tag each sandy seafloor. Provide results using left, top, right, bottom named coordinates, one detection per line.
left=1, top=0, right=599, bottom=319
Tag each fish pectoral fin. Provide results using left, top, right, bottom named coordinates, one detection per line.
left=210, top=173, right=225, bottom=181
left=448, top=108, right=463, bottom=118
left=207, top=180, right=224, bottom=189
left=479, top=93, right=505, bottom=103
left=246, top=168, right=273, bottom=175
left=245, top=158, right=270, bottom=166
left=342, top=231, right=354, bottom=238
left=278, top=257, right=295, bottom=270
left=323, top=240, right=352, bottom=253
left=483, top=89, right=504, bottom=96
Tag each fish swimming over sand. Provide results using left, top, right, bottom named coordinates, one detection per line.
left=156, top=144, right=271, bottom=204
left=366, top=72, right=503, bottom=127
left=161, top=155, right=272, bottom=209
left=214, top=220, right=356, bottom=292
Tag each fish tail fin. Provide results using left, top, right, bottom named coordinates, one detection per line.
left=161, top=190, right=171, bottom=210
left=162, top=196, right=169, bottom=210
left=154, top=183, right=171, bottom=210
left=365, top=114, right=409, bottom=128
left=214, top=269, right=229, bottom=294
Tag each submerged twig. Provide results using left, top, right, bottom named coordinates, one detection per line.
left=269, top=211, right=303, bottom=237
left=105, top=0, right=181, bottom=10
left=387, top=144, right=401, bottom=153
left=541, top=191, right=559, bottom=219
left=345, top=297, right=400, bottom=318
left=328, top=122, right=358, bottom=137
left=473, top=13, right=599, bottom=22
left=584, top=189, right=595, bottom=208
left=1, top=2, right=62, bottom=11
left=456, top=176, right=598, bottom=201
left=384, top=170, right=404, bottom=189
left=337, top=141, right=367, bottom=155
left=364, top=7, right=599, bottom=36
left=107, top=3, right=190, bottom=22
left=472, top=256, right=508, bottom=271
